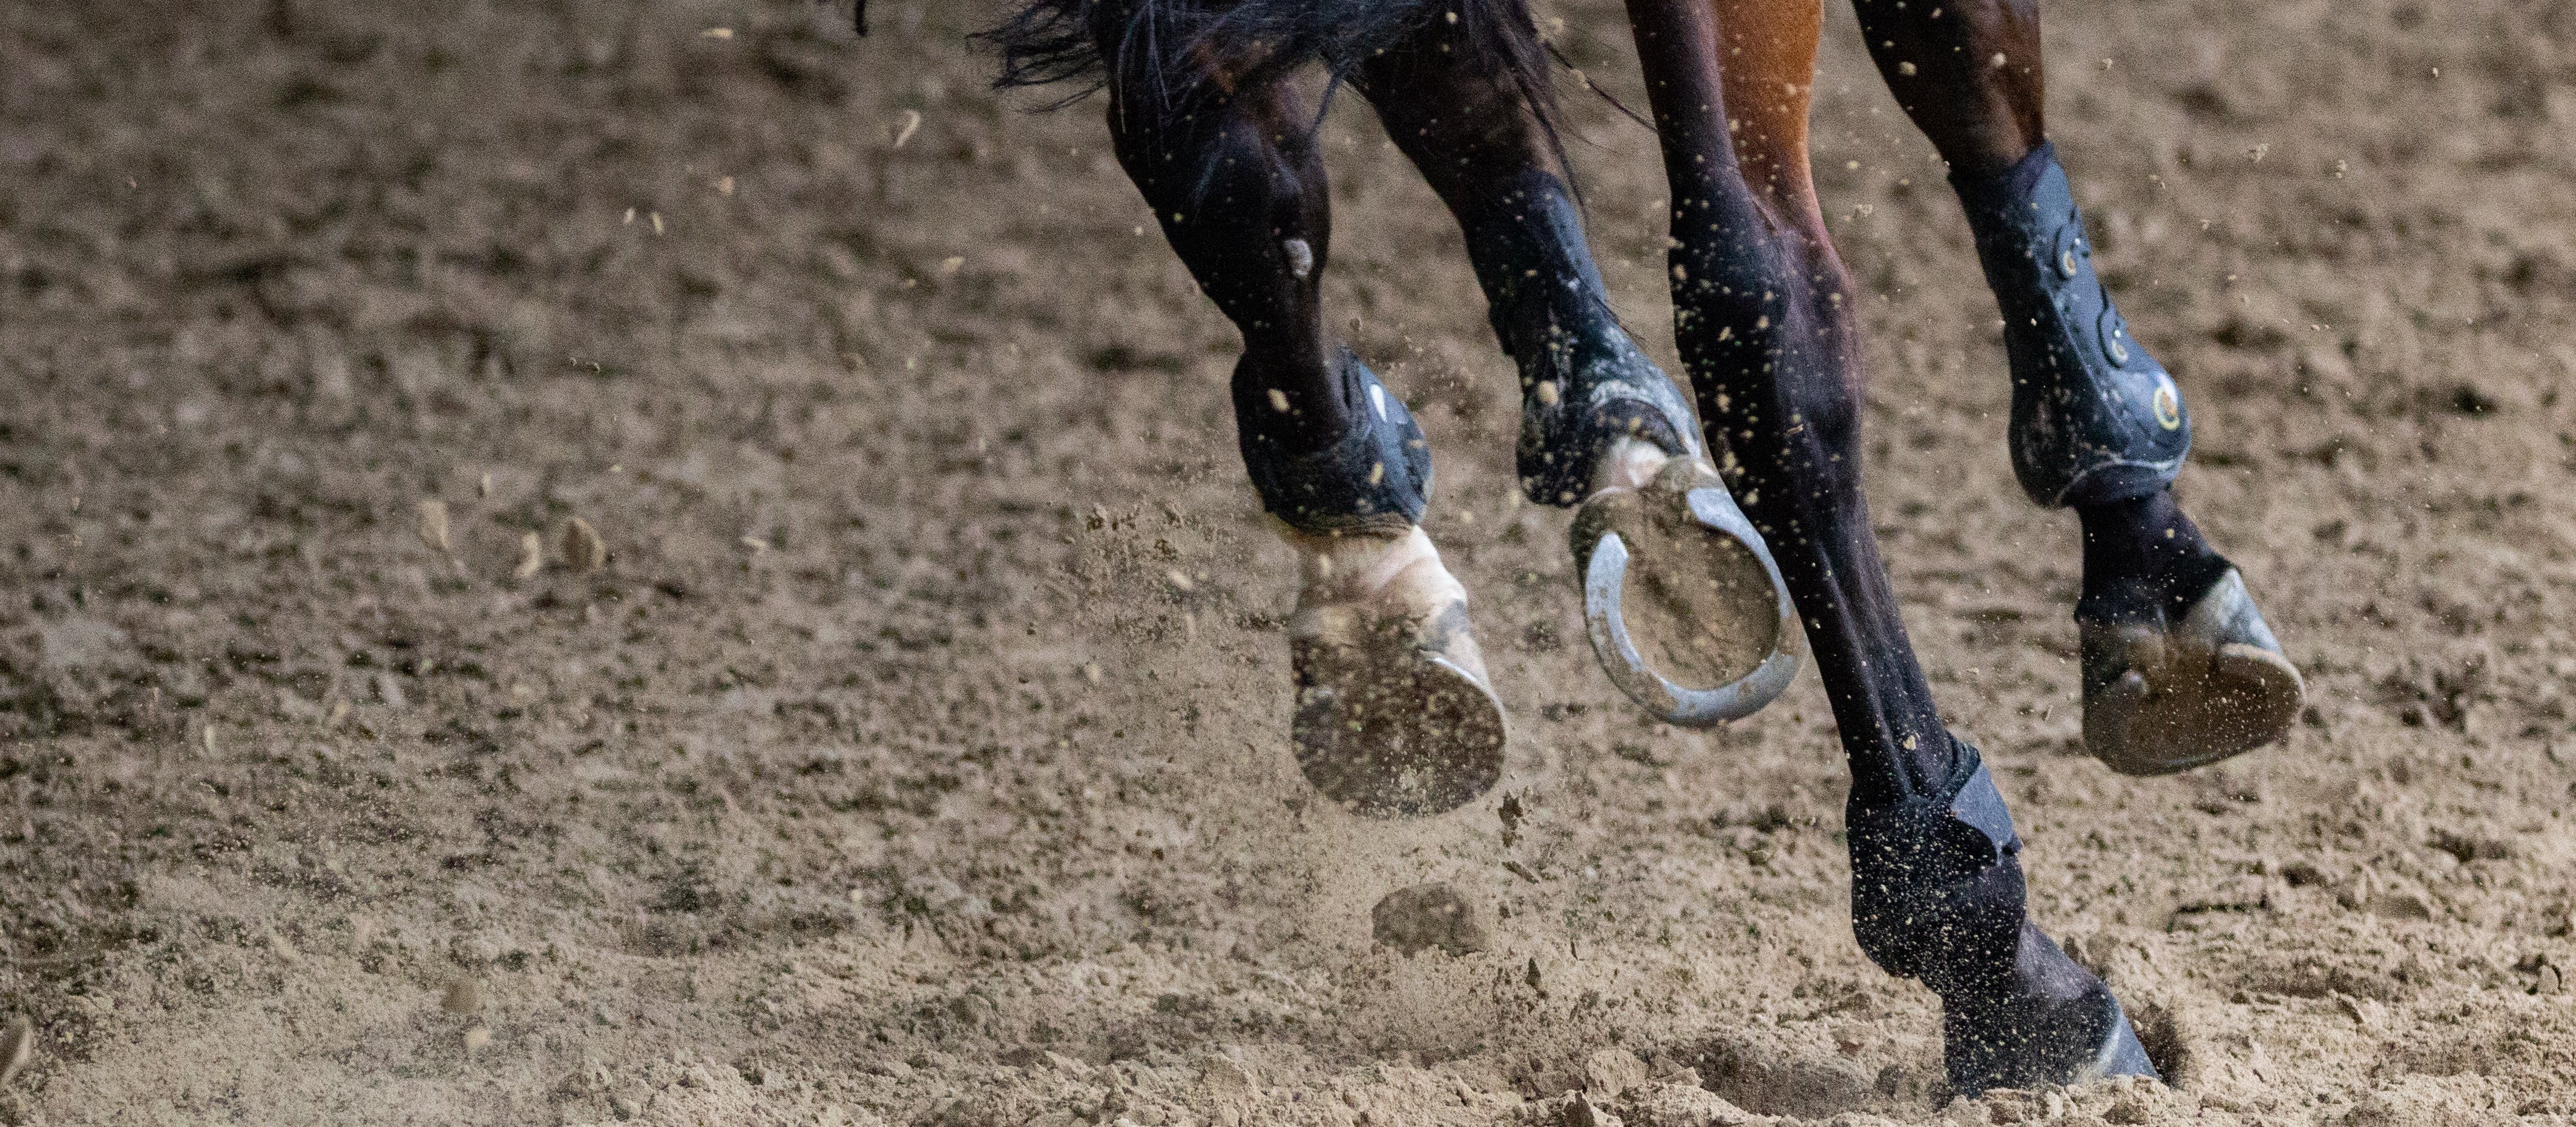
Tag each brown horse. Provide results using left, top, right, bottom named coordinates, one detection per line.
left=954, top=0, right=2305, bottom=1093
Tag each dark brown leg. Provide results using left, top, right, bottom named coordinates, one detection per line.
left=1628, top=0, right=1946, bottom=800
left=1623, top=0, right=2158, bottom=1091
left=1092, top=9, right=1345, bottom=456
left=1850, top=0, right=2044, bottom=179
left=1356, top=33, right=1704, bottom=507
left=1851, top=0, right=2302, bottom=774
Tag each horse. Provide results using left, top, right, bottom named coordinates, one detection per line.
left=946, top=0, right=2307, bottom=1094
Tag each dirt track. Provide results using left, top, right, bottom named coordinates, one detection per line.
left=4, top=0, right=2576, bottom=1123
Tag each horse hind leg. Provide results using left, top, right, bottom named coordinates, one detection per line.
left=1358, top=28, right=1799, bottom=728
left=1853, top=0, right=2302, bottom=774
left=1625, top=0, right=2156, bottom=1092
left=1962, top=143, right=2301, bottom=776
left=1093, top=15, right=1506, bottom=816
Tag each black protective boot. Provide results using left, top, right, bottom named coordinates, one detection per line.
left=1954, top=143, right=2188, bottom=510
left=1462, top=172, right=1706, bottom=510
left=1847, top=741, right=2160, bottom=1094
left=1239, top=350, right=1437, bottom=537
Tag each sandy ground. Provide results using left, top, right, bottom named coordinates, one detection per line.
left=4, top=0, right=2576, bottom=1122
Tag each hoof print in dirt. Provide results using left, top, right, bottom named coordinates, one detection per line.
left=1370, top=882, right=1490, bottom=956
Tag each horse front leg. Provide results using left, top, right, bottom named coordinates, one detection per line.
left=1090, top=7, right=1505, bottom=816
left=1626, top=0, right=2159, bottom=1092
left=1852, top=0, right=2304, bottom=775
left=1357, top=28, right=1801, bottom=729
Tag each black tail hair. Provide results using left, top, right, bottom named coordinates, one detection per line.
left=976, top=0, right=1560, bottom=144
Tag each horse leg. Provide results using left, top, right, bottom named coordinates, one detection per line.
left=1852, top=0, right=2303, bottom=775
left=1355, top=34, right=1801, bottom=728
left=1088, top=5, right=1505, bottom=816
left=1624, top=0, right=2158, bottom=1091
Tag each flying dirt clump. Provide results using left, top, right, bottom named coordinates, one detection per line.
left=441, top=978, right=483, bottom=1016
left=1370, top=882, right=1491, bottom=956
left=563, top=518, right=608, bottom=573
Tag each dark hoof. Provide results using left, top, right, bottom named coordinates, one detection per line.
left=1291, top=608, right=1506, bottom=818
left=1946, top=924, right=2161, bottom=1094
left=2082, top=568, right=2303, bottom=776
left=1573, top=459, right=1799, bottom=728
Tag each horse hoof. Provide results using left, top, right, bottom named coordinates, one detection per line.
left=2082, top=568, right=2303, bottom=776
left=1948, top=980, right=2160, bottom=1094
left=1572, top=458, right=1799, bottom=728
left=1291, top=648, right=1506, bottom=818
left=1945, top=924, right=2162, bottom=1094
left=1288, top=540, right=1506, bottom=818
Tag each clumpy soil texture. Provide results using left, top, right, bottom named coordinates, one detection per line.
left=4, top=0, right=2575, bottom=1123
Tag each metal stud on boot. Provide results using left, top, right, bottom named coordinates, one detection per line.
left=2082, top=568, right=2304, bottom=776
left=1287, top=528, right=1507, bottom=817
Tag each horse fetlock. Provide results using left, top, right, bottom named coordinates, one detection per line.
left=1514, top=332, right=1701, bottom=507
left=1240, top=352, right=1431, bottom=535
left=1956, top=142, right=2190, bottom=508
left=1455, top=172, right=1701, bottom=508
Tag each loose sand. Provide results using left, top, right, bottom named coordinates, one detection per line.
left=3, top=0, right=2574, bottom=1122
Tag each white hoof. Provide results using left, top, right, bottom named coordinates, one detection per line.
left=1285, top=528, right=1506, bottom=817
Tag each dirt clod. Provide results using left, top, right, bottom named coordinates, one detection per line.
left=1369, top=882, right=1489, bottom=956
left=563, top=518, right=607, bottom=573
left=1562, top=1092, right=1622, bottom=1127
left=0, top=1018, right=32, bottom=1086
left=1584, top=1047, right=1650, bottom=1099
left=442, top=978, right=483, bottom=1016
left=417, top=499, right=451, bottom=554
